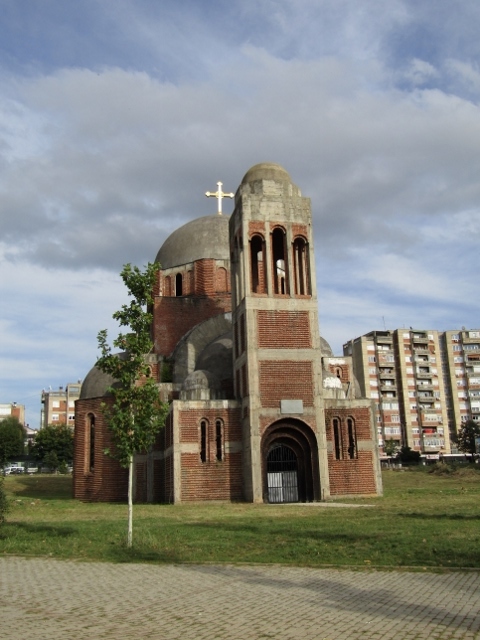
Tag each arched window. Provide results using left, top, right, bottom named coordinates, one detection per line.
left=215, top=419, right=224, bottom=461
left=335, top=367, right=343, bottom=380
left=164, top=275, right=172, bottom=297
left=86, top=413, right=95, bottom=472
left=200, top=419, right=208, bottom=463
left=333, top=417, right=343, bottom=460
left=293, top=237, right=311, bottom=296
left=175, top=273, right=183, bottom=296
left=271, top=227, right=289, bottom=295
left=250, top=234, right=267, bottom=293
left=216, top=267, right=228, bottom=292
left=347, top=417, right=357, bottom=459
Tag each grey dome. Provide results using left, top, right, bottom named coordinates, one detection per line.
left=80, top=353, right=125, bottom=400
left=80, top=366, right=119, bottom=400
left=320, top=337, right=334, bottom=357
left=182, top=369, right=221, bottom=392
left=241, top=162, right=291, bottom=185
left=155, top=215, right=230, bottom=269
left=195, top=332, right=233, bottom=385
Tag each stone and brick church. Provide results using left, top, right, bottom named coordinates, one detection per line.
left=73, top=163, right=382, bottom=503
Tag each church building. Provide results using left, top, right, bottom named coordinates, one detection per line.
left=73, top=163, right=382, bottom=503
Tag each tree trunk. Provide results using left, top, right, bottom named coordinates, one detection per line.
left=127, top=454, right=133, bottom=548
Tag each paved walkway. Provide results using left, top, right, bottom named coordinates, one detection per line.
left=1, top=557, right=479, bottom=639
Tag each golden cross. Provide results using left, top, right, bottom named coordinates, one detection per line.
left=205, top=181, right=234, bottom=215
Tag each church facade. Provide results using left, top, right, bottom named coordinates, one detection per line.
left=73, top=163, right=382, bottom=503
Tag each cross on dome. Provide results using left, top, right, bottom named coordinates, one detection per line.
left=205, top=181, right=234, bottom=215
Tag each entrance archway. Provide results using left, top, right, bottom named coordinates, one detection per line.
left=261, top=419, right=320, bottom=503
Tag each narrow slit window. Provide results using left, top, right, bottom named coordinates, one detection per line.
left=86, top=413, right=95, bottom=472
left=215, top=419, right=223, bottom=461
left=200, top=420, right=207, bottom=463
left=347, top=417, right=357, bottom=459
left=333, top=417, right=342, bottom=460
left=175, top=273, right=183, bottom=296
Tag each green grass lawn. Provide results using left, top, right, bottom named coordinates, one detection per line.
left=1, top=467, right=480, bottom=569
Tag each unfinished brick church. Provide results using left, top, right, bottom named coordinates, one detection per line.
left=73, top=163, right=382, bottom=503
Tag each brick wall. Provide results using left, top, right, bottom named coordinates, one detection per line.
left=177, top=407, right=243, bottom=501
left=257, top=310, right=311, bottom=348
left=324, top=406, right=378, bottom=496
left=153, top=294, right=232, bottom=356
left=73, top=398, right=128, bottom=502
left=259, top=361, right=314, bottom=407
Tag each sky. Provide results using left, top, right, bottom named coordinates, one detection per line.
left=1, top=0, right=479, bottom=429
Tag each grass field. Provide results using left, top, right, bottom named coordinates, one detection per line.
left=1, top=467, right=480, bottom=569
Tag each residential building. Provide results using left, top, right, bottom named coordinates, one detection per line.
left=0, top=402, right=25, bottom=426
left=40, top=382, right=82, bottom=429
left=344, top=328, right=480, bottom=457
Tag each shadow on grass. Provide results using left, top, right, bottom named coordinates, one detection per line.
left=400, top=512, right=480, bottom=521
left=0, top=522, right=76, bottom=538
left=7, top=476, right=73, bottom=500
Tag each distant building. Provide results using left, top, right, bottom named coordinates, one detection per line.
left=0, top=402, right=25, bottom=426
left=40, top=382, right=82, bottom=429
left=343, top=328, right=480, bottom=456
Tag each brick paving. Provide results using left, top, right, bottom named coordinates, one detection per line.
left=1, top=557, right=480, bottom=639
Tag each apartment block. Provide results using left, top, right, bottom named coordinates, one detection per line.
left=40, top=382, right=82, bottom=429
left=441, top=330, right=480, bottom=434
left=344, top=329, right=450, bottom=456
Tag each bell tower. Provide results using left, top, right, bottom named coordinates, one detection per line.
left=229, top=163, right=330, bottom=502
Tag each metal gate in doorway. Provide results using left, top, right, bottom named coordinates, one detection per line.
left=267, top=444, right=299, bottom=503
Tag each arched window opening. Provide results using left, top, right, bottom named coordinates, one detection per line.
left=271, top=228, right=289, bottom=295
left=333, top=417, right=343, bottom=460
left=215, top=419, right=223, bottom=461
left=250, top=235, right=267, bottom=293
left=86, top=413, right=95, bottom=472
left=293, top=237, right=311, bottom=296
left=200, top=420, right=208, bottom=463
left=164, top=275, right=172, bottom=297
left=175, top=273, right=183, bottom=296
left=347, top=418, right=357, bottom=459
left=336, top=367, right=342, bottom=380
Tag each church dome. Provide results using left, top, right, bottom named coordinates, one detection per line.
left=155, top=214, right=230, bottom=269
left=79, top=353, right=126, bottom=400
left=79, top=366, right=118, bottom=400
left=241, top=162, right=291, bottom=185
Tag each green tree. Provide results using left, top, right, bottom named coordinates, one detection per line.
left=30, top=424, right=74, bottom=466
left=97, top=262, right=168, bottom=548
left=0, top=416, right=25, bottom=469
left=456, top=420, right=480, bottom=456
left=397, top=445, right=421, bottom=465
left=384, top=439, right=399, bottom=457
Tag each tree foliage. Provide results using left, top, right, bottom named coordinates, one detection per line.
left=96, top=262, right=168, bottom=547
left=456, top=420, right=480, bottom=456
left=0, top=416, right=25, bottom=467
left=397, top=445, right=421, bottom=465
left=31, top=424, right=74, bottom=465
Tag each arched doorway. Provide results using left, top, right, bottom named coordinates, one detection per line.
left=267, top=443, right=298, bottom=503
left=262, top=419, right=320, bottom=503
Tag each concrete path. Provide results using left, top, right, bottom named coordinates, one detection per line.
left=1, top=557, right=479, bottom=639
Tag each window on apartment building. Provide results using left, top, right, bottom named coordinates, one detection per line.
left=453, top=345, right=462, bottom=351
left=52, top=400, right=60, bottom=408
left=51, top=413, right=59, bottom=421
left=215, top=419, right=223, bottom=462
left=200, top=420, right=208, bottom=463
left=333, top=418, right=342, bottom=460
left=368, top=356, right=376, bottom=363
left=293, top=237, right=311, bottom=295
left=347, top=418, right=357, bottom=459
left=271, top=227, right=289, bottom=295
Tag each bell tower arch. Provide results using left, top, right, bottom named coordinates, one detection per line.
left=229, top=163, right=330, bottom=502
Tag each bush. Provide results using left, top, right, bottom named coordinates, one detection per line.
left=0, top=476, right=10, bottom=525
